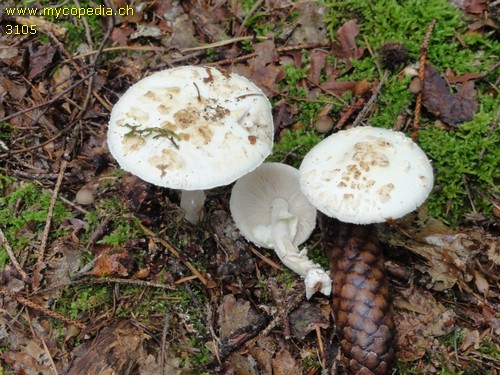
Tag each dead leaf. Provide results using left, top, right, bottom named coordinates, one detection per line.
left=68, top=319, right=182, bottom=375
left=460, top=329, right=480, bottom=351
left=110, top=26, right=135, bottom=45
left=380, top=218, right=488, bottom=291
left=461, top=0, right=489, bottom=14
left=91, top=245, right=131, bottom=277
left=218, top=294, right=258, bottom=339
left=289, top=302, right=329, bottom=340
left=250, top=40, right=279, bottom=67
left=421, top=64, right=478, bottom=126
left=0, top=77, right=27, bottom=101
left=473, top=270, right=489, bottom=296
left=336, top=19, right=365, bottom=69
left=272, top=348, right=302, bottom=375
left=308, top=49, right=327, bottom=83
left=290, top=2, right=328, bottom=44
left=28, top=44, right=57, bottom=80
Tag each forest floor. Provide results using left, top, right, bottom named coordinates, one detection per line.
left=0, top=0, right=499, bottom=374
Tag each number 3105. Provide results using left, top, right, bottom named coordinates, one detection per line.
left=5, top=25, right=37, bottom=35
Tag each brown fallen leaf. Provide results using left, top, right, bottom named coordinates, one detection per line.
left=272, top=348, right=302, bottom=375
left=308, top=49, right=327, bottom=83
left=91, top=245, right=131, bottom=277
left=461, top=0, right=489, bottom=14
left=290, top=1, right=328, bottom=44
left=336, top=19, right=365, bottom=70
left=289, top=302, right=329, bottom=340
left=0, top=77, right=27, bottom=101
left=218, top=294, right=259, bottom=340
left=67, top=319, right=182, bottom=375
left=460, top=329, right=481, bottom=351
left=28, top=44, right=58, bottom=80
left=421, top=64, right=478, bottom=126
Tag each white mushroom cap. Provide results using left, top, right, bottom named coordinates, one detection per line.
left=230, top=163, right=316, bottom=248
left=299, top=126, right=434, bottom=224
left=107, top=66, right=273, bottom=190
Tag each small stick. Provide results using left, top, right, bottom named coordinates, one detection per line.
left=363, top=35, right=383, bottom=78
left=351, top=70, right=389, bottom=128
left=32, top=277, right=176, bottom=295
left=206, top=41, right=332, bottom=66
left=0, top=71, right=95, bottom=124
left=0, top=227, right=31, bottom=283
left=248, top=246, right=282, bottom=270
left=316, top=324, right=326, bottom=370
left=159, top=311, right=171, bottom=375
left=139, top=222, right=208, bottom=286
left=413, top=19, right=437, bottom=136
left=235, top=0, right=265, bottom=38
left=478, top=106, right=499, bottom=160
left=181, top=35, right=269, bottom=53
left=25, top=311, right=59, bottom=375
left=462, top=174, right=477, bottom=213
left=0, top=287, right=86, bottom=329
left=33, top=160, right=68, bottom=290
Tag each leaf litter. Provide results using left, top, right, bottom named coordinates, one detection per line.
left=0, top=0, right=499, bottom=374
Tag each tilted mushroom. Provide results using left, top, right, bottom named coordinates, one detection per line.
left=299, top=126, right=434, bottom=375
left=108, top=66, right=274, bottom=223
left=230, top=162, right=332, bottom=299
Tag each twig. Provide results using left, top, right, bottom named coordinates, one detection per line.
left=413, top=19, right=437, bottom=135
left=363, top=35, right=383, bottom=78
left=25, top=311, right=59, bottom=375
left=268, top=279, right=291, bottom=338
left=138, top=222, right=208, bottom=286
left=0, top=227, right=31, bottom=283
left=0, top=71, right=96, bottom=124
left=33, top=160, right=68, bottom=290
left=181, top=35, right=268, bottom=53
left=462, top=175, right=477, bottom=213
left=478, top=106, right=499, bottom=160
left=159, top=311, right=171, bottom=375
left=32, top=277, right=176, bottom=296
left=351, top=70, right=389, bottom=128
left=70, top=45, right=171, bottom=61
left=316, top=324, right=326, bottom=370
left=206, top=41, right=332, bottom=66
left=235, top=0, right=265, bottom=38
left=248, top=246, right=282, bottom=270
left=0, top=287, right=86, bottom=329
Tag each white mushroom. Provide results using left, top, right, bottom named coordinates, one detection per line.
left=108, top=66, right=274, bottom=223
left=230, top=162, right=332, bottom=299
left=299, top=126, right=434, bottom=224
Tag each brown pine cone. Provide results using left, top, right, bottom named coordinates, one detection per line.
left=323, top=218, right=395, bottom=375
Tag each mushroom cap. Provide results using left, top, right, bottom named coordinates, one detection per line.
left=230, top=163, right=317, bottom=249
left=299, top=126, right=434, bottom=224
left=108, top=66, right=274, bottom=190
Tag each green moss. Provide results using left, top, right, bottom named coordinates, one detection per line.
left=268, top=128, right=322, bottom=167
left=55, top=285, right=111, bottom=320
left=419, top=94, right=500, bottom=225
left=324, top=0, right=499, bottom=76
left=369, top=75, right=414, bottom=129
left=0, top=181, right=71, bottom=270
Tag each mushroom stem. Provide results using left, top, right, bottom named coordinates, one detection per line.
left=270, top=198, right=331, bottom=299
left=180, top=190, right=206, bottom=223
